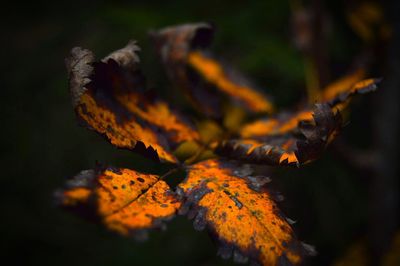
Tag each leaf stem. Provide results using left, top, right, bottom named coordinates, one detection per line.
left=158, top=167, right=181, bottom=180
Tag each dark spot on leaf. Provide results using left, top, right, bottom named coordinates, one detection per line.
left=220, top=211, right=227, bottom=222
left=230, top=196, right=243, bottom=209
left=137, top=177, right=145, bottom=183
left=106, top=125, right=114, bottom=133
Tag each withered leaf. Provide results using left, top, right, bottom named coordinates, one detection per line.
left=56, top=167, right=181, bottom=238
left=240, top=70, right=379, bottom=139
left=152, top=23, right=274, bottom=117
left=66, top=41, right=200, bottom=163
left=178, top=159, right=311, bottom=265
left=319, top=69, right=380, bottom=109
left=216, top=104, right=342, bottom=166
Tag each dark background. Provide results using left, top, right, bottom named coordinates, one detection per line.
left=2, top=0, right=399, bottom=265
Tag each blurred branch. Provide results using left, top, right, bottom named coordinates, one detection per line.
left=368, top=0, right=400, bottom=264
left=291, top=0, right=330, bottom=102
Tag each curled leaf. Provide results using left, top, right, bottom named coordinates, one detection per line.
left=216, top=104, right=342, bottom=166
left=321, top=75, right=381, bottom=109
left=56, top=167, right=181, bottom=238
left=318, top=68, right=380, bottom=110
left=66, top=41, right=200, bottom=163
left=240, top=71, right=379, bottom=139
left=152, top=22, right=274, bottom=117
left=178, top=159, right=311, bottom=265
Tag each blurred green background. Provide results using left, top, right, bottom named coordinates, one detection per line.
left=2, top=1, right=399, bottom=265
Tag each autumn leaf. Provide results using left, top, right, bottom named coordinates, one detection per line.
left=240, top=108, right=314, bottom=138
left=59, top=21, right=381, bottom=266
left=65, top=41, right=200, bottom=163
left=152, top=22, right=274, bottom=117
left=56, top=167, right=181, bottom=239
left=240, top=72, right=379, bottom=139
left=216, top=104, right=342, bottom=166
left=319, top=69, right=380, bottom=109
left=177, top=159, right=313, bottom=265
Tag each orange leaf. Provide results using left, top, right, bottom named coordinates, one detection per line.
left=56, top=167, right=181, bottom=239
left=66, top=41, right=200, bottom=163
left=241, top=70, right=380, bottom=139
left=240, top=109, right=314, bottom=138
left=152, top=23, right=274, bottom=117
left=320, top=69, right=380, bottom=109
left=216, top=104, right=342, bottom=166
left=240, top=71, right=379, bottom=140
left=188, top=51, right=274, bottom=113
left=178, top=159, right=312, bottom=265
